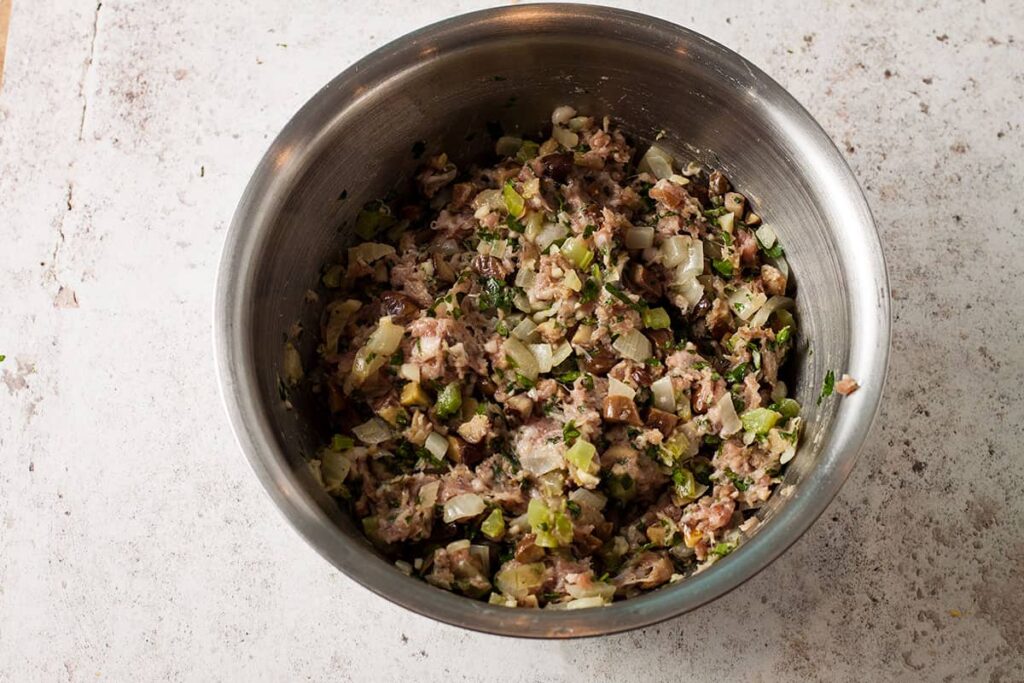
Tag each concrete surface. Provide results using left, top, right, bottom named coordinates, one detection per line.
left=1, top=1, right=1021, bottom=680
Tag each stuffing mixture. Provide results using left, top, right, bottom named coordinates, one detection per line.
left=302, top=106, right=810, bottom=609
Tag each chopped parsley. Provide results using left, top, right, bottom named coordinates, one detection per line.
left=603, top=282, right=644, bottom=312
left=724, top=362, right=748, bottom=384
left=580, top=277, right=600, bottom=303
left=776, top=325, right=792, bottom=344
left=712, top=259, right=734, bottom=278
left=562, top=420, right=581, bottom=444
left=818, top=369, right=835, bottom=405
left=724, top=468, right=750, bottom=492
left=710, top=541, right=736, bottom=557
left=507, top=215, right=525, bottom=233
left=478, top=277, right=516, bottom=312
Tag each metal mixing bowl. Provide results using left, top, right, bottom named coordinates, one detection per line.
left=214, top=4, right=890, bottom=637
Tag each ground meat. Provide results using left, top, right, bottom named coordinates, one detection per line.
left=309, top=105, right=803, bottom=608
left=371, top=474, right=439, bottom=543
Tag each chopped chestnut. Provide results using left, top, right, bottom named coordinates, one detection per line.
left=505, top=394, right=535, bottom=422
left=538, top=152, right=574, bottom=184
left=472, top=254, right=508, bottom=279
left=446, top=435, right=485, bottom=466
left=646, top=408, right=679, bottom=437
left=602, top=395, right=643, bottom=426
left=627, top=262, right=663, bottom=299
left=708, top=170, right=730, bottom=196
left=580, top=347, right=617, bottom=375
left=377, top=291, right=420, bottom=325
left=514, top=534, right=546, bottom=562
left=647, top=328, right=674, bottom=353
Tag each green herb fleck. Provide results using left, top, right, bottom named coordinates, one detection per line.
left=724, top=362, right=748, bottom=384
left=603, top=282, right=644, bottom=312
left=712, top=259, right=734, bottom=278
left=562, top=420, right=581, bottom=445
left=818, top=370, right=835, bottom=405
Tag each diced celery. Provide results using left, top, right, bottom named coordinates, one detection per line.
left=565, top=439, right=596, bottom=471
left=772, top=397, right=800, bottom=418
left=528, top=499, right=573, bottom=548
left=671, top=467, right=698, bottom=499
left=435, top=382, right=463, bottom=419
left=740, top=407, right=782, bottom=435
left=400, top=381, right=431, bottom=408
left=642, top=307, right=671, bottom=330
left=560, top=236, right=594, bottom=270
left=516, top=140, right=540, bottom=163
left=481, top=508, right=506, bottom=540
left=527, top=498, right=549, bottom=529
left=503, top=181, right=526, bottom=218
left=331, top=434, right=354, bottom=451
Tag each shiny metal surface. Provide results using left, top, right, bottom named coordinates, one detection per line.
left=214, top=4, right=890, bottom=638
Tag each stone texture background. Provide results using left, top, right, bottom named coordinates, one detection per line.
left=1, top=1, right=1021, bottom=680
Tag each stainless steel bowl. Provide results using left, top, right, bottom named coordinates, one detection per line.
left=214, top=4, right=890, bottom=638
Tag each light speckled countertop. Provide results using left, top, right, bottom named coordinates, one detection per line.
left=1, top=1, right=1021, bottom=680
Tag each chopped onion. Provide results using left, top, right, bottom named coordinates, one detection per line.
left=668, top=174, right=690, bottom=186
left=566, top=596, right=607, bottom=610
left=472, top=189, right=505, bottom=219
left=661, top=235, right=690, bottom=268
left=489, top=239, right=509, bottom=259
left=348, top=242, right=396, bottom=264
left=612, top=329, right=652, bottom=363
left=515, top=269, right=537, bottom=292
left=651, top=376, right=676, bottom=412
left=469, top=544, right=491, bottom=575
left=717, top=212, right=735, bottom=233
left=366, top=316, right=406, bottom=355
left=566, top=579, right=616, bottom=601
left=550, top=341, right=573, bottom=368
left=424, top=431, right=449, bottom=460
left=552, top=126, right=579, bottom=149
left=446, top=539, right=471, bottom=553
left=520, top=442, right=565, bottom=475
left=353, top=417, right=394, bottom=445
left=503, top=338, right=540, bottom=380
left=535, top=222, right=568, bottom=251
left=495, top=562, right=546, bottom=599
left=638, top=144, right=674, bottom=180
left=755, top=224, right=777, bottom=249
left=419, top=480, right=440, bottom=508
left=319, top=450, right=352, bottom=492
left=551, top=105, right=577, bottom=125
left=771, top=380, right=788, bottom=402
left=511, top=317, right=538, bottom=341
left=399, top=363, right=421, bottom=383
left=715, top=392, right=742, bottom=437
left=749, top=295, right=794, bottom=329
left=772, top=254, right=790, bottom=280
left=677, top=238, right=704, bottom=281
left=443, top=493, right=486, bottom=523
left=608, top=376, right=636, bottom=399
left=726, top=287, right=768, bottom=321
left=530, top=343, right=554, bottom=373
left=567, top=115, right=590, bottom=131
left=563, top=269, right=582, bottom=292
left=625, top=226, right=655, bottom=250
left=673, top=276, right=705, bottom=309
left=569, top=487, right=607, bottom=511
left=513, top=292, right=532, bottom=314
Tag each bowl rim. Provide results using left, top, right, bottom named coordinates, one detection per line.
left=213, top=2, right=891, bottom=638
